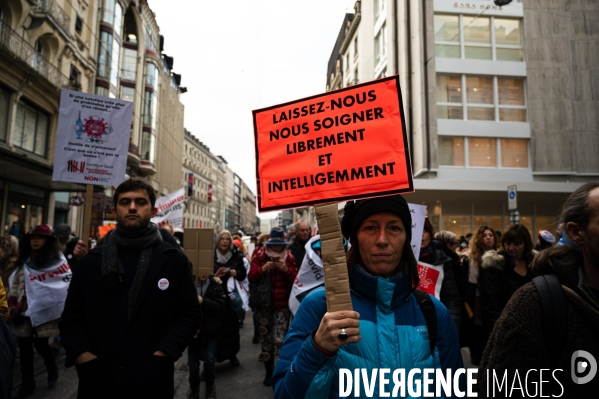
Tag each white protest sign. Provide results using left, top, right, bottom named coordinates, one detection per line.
left=52, top=89, right=133, bottom=186
left=23, top=254, right=72, bottom=327
left=409, top=203, right=427, bottom=260
left=289, top=235, right=324, bottom=315
left=151, top=188, right=185, bottom=229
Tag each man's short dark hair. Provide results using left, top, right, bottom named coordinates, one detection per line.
left=113, top=179, right=156, bottom=209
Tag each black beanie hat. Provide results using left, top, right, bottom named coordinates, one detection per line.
left=341, top=195, right=412, bottom=243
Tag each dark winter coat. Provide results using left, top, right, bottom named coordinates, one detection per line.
left=62, top=236, right=80, bottom=270
left=196, top=276, right=226, bottom=343
left=440, top=244, right=472, bottom=346
left=288, top=238, right=308, bottom=271
left=248, top=246, right=297, bottom=310
left=59, top=242, right=202, bottom=399
left=213, top=246, right=246, bottom=362
left=479, top=250, right=535, bottom=332
left=478, top=251, right=599, bottom=397
left=419, top=242, right=463, bottom=333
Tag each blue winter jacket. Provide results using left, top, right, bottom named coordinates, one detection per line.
left=273, top=265, right=464, bottom=398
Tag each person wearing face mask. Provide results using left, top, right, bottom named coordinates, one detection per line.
left=248, top=229, right=297, bottom=386
left=479, top=224, right=536, bottom=334
left=461, top=225, right=499, bottom=365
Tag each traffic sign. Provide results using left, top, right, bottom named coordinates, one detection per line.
left=508, top=185, right=517, bottom=210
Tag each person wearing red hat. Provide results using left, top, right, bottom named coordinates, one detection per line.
left=8, top=225, right=66, bottom=398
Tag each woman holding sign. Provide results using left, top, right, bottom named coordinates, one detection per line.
left=272, top=195, right=463, bottom=398
left=8, top=225, right=67, bottom=398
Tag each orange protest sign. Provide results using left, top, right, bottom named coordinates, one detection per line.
left=98, top=224, right=116, bottom=238
left=253, top=76, right=413, bottom=212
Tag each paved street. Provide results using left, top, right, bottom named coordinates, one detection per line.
left=11, top=311, right=274, bottom=399
left=11, top=312, right=475, bottom=399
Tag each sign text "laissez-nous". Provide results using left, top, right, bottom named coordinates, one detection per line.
left=253, top=76, right=413, bottom=212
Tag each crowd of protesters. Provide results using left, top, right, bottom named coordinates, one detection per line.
left=0, top=179, right=598, bottom=398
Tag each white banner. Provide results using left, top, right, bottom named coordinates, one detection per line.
left=409, top=203, right=427, bottom=260
left=151, top=188, right=185, bottom=229
left=52, top=89, right=133, bottom=186
left=23, top=254, right=72, bottom=327
left=289, top=235, right=324, bottom=315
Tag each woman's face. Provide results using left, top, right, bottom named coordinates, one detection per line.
left=268, top=244, right=285, bottom=254
left=218, top=234, right=231, bottom=252
left=356, top=212, right=406, bottom=278
left=421, top=230, right=431, bottom=249
left=447, top=238, right=459, bottom=252
left=482, top=229, right=495, bottom=250
left=505, top=240, right=525, bottom=259
left=30, top=235, right=47, bottom=251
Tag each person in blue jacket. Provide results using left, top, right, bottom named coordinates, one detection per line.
left=272, top=194, right=464, bottom=398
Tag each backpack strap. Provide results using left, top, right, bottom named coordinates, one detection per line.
left=532, top=274, right=567, bottom=366
left=414, top=290, right=437, bottom=356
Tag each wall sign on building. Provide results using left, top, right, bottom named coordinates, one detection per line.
left=52, top=89, right=133, bottom=187
left=253, top=76, right=413, bottom=212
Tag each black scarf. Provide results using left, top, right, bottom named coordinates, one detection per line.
left=102, top=223, right=162, bottom=320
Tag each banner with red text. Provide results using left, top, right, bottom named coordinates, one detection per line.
left=23, top=254, right=72, bottom=327
left=151, top=188, right=185, bottom=229
left=253, top=76, right=412, bottom=212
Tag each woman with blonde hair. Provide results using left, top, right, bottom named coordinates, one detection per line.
left=462, top=225, right=498, bottom=365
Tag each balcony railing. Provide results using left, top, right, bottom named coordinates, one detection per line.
left=0, top=19, right=70, bottom=90
left=34, top=0, right=71, bottom=35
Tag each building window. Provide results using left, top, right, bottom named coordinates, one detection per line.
left=97, top=31, right=113, bottom=79
left=141, top=130, right=155, bottom=163
left=70, top=65, right=80, bottom=84
left=374, top=0, right=387, bottom=22
left=0, top=86, right=10, bottom=142
left=121, top=48, right=137, bottom=81
left=437, top=74, right=526, bottom=122
left=439, top=137, right=528, bottom=168
left=14, top=101, right=49, bottom=157
left=75, top=15, right=83, bottom=34
left=110, top=39, right=120, bottom=87
left=145, top=62, right=159, bottom=91
left=95, top=86, right=109, bottom=97
left=354, top=36, right=358, bottom=58
left=466, top=76, right=494, bottom=120
left=102, top=0, right=115, bottom=25
left=500, top=138, right=528, bottom=168
left=143, top=91, right=158, bottom=129
left=436, top=75, right=463, bottom=119
left=121, top=86, right=134, bottom=102
left=441, top=215, right=472, bottom=238
left=375, top=23, right=387, bottom=67
left=31, top=40, right=45, bottom=70
left=145, top=25, right=157, bottom=52
left=468, top=137, right=496, bottom=167
left=434, top=15, right=523, bottom=61
left=438, top=136, right=464, bottom=166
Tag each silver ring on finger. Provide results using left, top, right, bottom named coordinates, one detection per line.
left=338, top=328, right=348, bottom=341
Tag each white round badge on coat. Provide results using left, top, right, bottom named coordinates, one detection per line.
left=158, top=278, right=169, bottom=290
